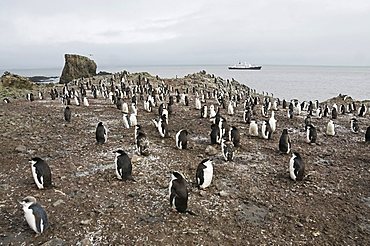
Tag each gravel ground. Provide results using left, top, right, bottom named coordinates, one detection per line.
left=0, top=72, right=369, bottom=245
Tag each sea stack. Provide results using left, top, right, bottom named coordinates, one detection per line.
left=59, top=54, right=97, bottom=84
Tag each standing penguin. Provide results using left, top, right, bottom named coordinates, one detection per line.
left=229, top=126, right=240, bottom=147
left=366, top=126, right=370, bottom=142
left=113, top=149, right=134, bottom=181
left=83, top=96, right=89, bottom=106
left=64, top=106, right=71, bottom=122
left=243, top=108, right=252, bottom=123
left=350, top=118, right=359, bottom=133
left=152, top=114, right=168, bottom=138
left=129, top=113, right=137, bottom=127
left=122, top=113, right=130, bottom=129
left=278, top=129, right=291, bottom=154
left=135, top=125, right=150, bottom=156
left=287, top=106, right=294, bottom=119
left=195, top=97, right=201, bottom=110
left=326, top=120, right=335, bottom=136
left=96, top=122, right=108, bottom=144
left=19, top=196, right=49, bottom=234
left=176, top=129, right=188, bottom=149
left=261, top=120, right=272, bottom=140
left=306, top=124, right=317, bottom=144
left=304, top=115, right=311, bottom=130
left=196, top=159, right=213, bottom=189
left=221, top=139, right=234, bottom=161
left=249, top=120, right=259, bottom=137
left=169, top=171, right=194, bottom=214
left=358, top=104, right=367, bottom=117
left=331, top=107, right=338, bottom=119
left=122, top=102, right=129, bottom=114
left=269, top=111, right=277, bottom=133
left=29, top=157, right=52, bottom=189
left=201, top=105, right=208, bottom=118
left=289, top=152, right=305, bottom=181
left=227, top=101, right=234, bottom=115
left=209, top=105, right=216, bottom=118
left=210, top=124, right=221, bottom=144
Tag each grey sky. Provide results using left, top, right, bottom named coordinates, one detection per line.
left=1, top=0, right=369, bottom=69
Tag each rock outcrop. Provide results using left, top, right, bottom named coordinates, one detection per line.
left=0, top=71, right=34, bottom=89
left=59, top=54, right=97, bottom=84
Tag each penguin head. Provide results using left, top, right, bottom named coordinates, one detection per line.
left=172, top=171, right=184, bottom=180
left=19, top=196, right=37, bottom=206
left=292, top=152, right=301, bottom=159
left=282, top=129, right=288, bottom=134
left=98, top=122, right=104, bottom=127
left=200, top=158, right=213, bottom=167
left=29, top=157, right=42, bottom=164
left=113, top=149, right=126, bottom=156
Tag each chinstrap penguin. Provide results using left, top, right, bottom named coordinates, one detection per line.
left=289, top=152, right=305, bottom=181
left=19, top=196, right=49, bottom=234
left=29, top=157, right=52, bottom=189
left=196, top=159, right=213, bottom=189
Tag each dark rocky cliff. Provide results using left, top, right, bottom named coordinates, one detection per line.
left=59, top=54, right=97, bottom=84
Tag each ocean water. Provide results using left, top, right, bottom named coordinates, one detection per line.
left=2, top=65, right=369, bottom=102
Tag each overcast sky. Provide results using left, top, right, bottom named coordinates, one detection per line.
left=0, top=0, right=369, bottom=69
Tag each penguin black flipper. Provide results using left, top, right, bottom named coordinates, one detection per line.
left=30, top=203, right=49, bottom=233
left=195, top=163, right=205, bottom=188
left=34, top=160, right=52, bottom=188
left=293, top=159, right=304, bottom=181
left=35, top=164, right=52, bottom=188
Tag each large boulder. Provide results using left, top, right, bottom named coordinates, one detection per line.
left=59, top=54, right=97, bottom=84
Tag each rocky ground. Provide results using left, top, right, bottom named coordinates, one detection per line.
left=0, top=72, right=369, bottom=245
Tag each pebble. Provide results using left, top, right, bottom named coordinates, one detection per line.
left=131, top=155, right=142, bottom=163
left=79, top=238, right=93, bottom=246
left=15, top=145, right=27, bottom=153
left=219, top=191, right=229, bottom=197
left=80, top=219, right=91, bottom=225
left=53, top=199, right=65, bottom=207
left=205, top=145, right=218, bottom=156
left=41, top=238, right=65, bottom=246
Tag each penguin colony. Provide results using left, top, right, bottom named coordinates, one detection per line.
left=2, top=71, right=369, bottom=238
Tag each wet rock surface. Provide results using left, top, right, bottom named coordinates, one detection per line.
left=0, top=71, right=369, bottom=245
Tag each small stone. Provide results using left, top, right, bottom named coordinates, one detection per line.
left=79, top=238, right=93, bottom=246
left=41, top=238, right=65, bottom=246
left=80, top=219, right=91, bottom=225
left=15, top=145, right=27, bottom=153
left=296, top=222, right=304, bottom=227
left=53, top=199, right=65, bottom=207
left=312, top=231, right=321, bottom=237
left=199, top=190, right=207, bottom=197
left=131, top=155, right=142, bottom=163
left=219, top=191, right=229, bottom=197
left=205, top=145, right=218, bottom=156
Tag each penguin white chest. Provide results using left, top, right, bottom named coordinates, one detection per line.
left=31, top=164, right=44, bottom=189
left=23, top=206, right=38, bottom=233
left=201, top=164, right=213, bottom=189
left=289, top=157, right=297, bottom=181
left=114, top=155, right=122, bottom=179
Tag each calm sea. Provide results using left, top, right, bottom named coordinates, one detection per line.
left=1, top=65, right=369, bottom=102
